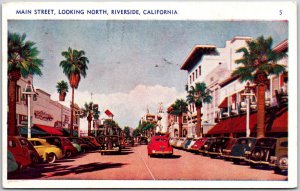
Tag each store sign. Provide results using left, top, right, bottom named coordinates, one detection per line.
left=34, top=110, right=54, bottom=121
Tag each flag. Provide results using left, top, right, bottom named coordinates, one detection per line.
left=105, top=109, right=114, bottom=118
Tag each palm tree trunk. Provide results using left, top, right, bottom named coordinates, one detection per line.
left=178, top=114, right=183, bottom=137
left=8, top=79, right=18, bottom=136
left=196, top=106, right=202, bottom=137
left=70, top=87, right=74, bottom=137
left=257, top=84, right=265, bottom=138
left=87, top=119, right=91, bottom=136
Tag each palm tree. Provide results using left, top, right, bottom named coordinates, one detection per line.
left=186, top=82, right=212, bottom=137
left=80, top=102, right=99, bottom=136
left=56, top=80, right=69, bottom=101
left=60, top=47, right=89, bottom=136
left=232, top=36, right=287, bottom=138
left=170, top=99, right=188, bottom=137
left=7, top=32, right=43, bottom=136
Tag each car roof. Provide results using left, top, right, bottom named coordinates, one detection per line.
left=28, top=138, right=47, bottom=142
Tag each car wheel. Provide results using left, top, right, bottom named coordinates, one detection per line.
left=274, top=167, right=283, bottom=174
left=250, top=163, right=256, bottom=168
left=233, top=159, right=240, bottom=165
left=47, top=153, right=56, bottom=163
left=81, top=148, right=86, bottom=153
left=65, top=150, right=72, bottom=158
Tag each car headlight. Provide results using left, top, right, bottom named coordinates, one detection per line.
left=245, top=151, right=251, bottom=155
left=113, top=143, right=116, bottom=146
left=204, top=145, right=208, bottom=148
left=152, top=150, right=156, bottom=153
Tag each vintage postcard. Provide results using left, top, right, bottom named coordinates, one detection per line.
left=2, top=1, right=297, bottom=189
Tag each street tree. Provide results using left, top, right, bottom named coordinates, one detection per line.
left=170, top=99, right=188, bottom=137
left=56, top=80, right=69, bottom=101
left=186, top=82, right=212, bottom=137
left=232, top=36, right=287, bottom=138
left=60, top=47, right=89, bottom=136
left=124, top=126, right=131, bottom=138
left=80, top=102, right=99, bottom=136
left=8, top=32, right=43, bottom=136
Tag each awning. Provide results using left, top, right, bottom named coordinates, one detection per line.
left=207, top=107, right=288, bottom=135
left=33, top=124, right=63, bottom=136
left=18, top=126, right=48, bottom=136
left=218, top=97, right=228, bottom=108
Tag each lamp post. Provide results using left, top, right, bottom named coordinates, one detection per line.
left=22, top=81, right=37, bottom=139
left=242, top=82, right=255, bottom=137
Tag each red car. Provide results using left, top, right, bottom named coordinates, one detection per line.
left=8, top=136, right=32, bottom=169
left=147, top=135, right=173, bottom=157
left=43, top=136, right=78, bottom=158
left=82, top=136, right=101, bottom=148
left=190, top=137, right=208, bottom=153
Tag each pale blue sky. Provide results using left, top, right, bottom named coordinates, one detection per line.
left=8, top=20, right=288, bottom=127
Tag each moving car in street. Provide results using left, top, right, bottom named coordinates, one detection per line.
left=100, top=135, right=121, bottom=155
left=245, top=137, right=287, bottom=170
left=147, top=135, right=173, bottom=157
left=139, top=136, right=149, bottom=145
left=28, top=138, right=64, bottom=163
left=8, top=136, right=31, bottom=169
left=222, top=137, right=257, bottom=164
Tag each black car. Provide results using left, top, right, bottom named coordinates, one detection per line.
left=100, top=135, right=121, bottom=155
left=139, top=137, right=148, bottom=145
left=222, top=137, right=257, bottom=164
left=245, top=137, right=281, bottom=168
left=207, top=137, right=233, bottom=158
left=199, top=137, right=216, bottom=156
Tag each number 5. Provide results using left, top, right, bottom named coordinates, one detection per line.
left=279, top=10, right=282, bottom=15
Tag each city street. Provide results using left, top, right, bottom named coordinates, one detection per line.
left=9, top=145, right=287, bottom=181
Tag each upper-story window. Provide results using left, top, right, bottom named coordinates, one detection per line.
left=195, top=69, right=198, bottom=78
left=192, top=72, right=195, bottom=82
left=189, top=75, right=192, bottom=84
left=199, top=66, right=201, bottom=76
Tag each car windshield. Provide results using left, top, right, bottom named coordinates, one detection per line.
left=154, top=138, right=168, bottom=142
left=256, top=138, right=276, bottom=147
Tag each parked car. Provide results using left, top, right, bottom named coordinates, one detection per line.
left=246, top=137, right=287, bottom=170
left=169, top=137, right=179, bottom=147
left=7, top=150, right=19, bottom=173
left=182, top=137, right=193, bottom=150
left=18, top=137, right=43, bottom=166
left=95, top=136, right=105, bottom=146
left=207, top=137, right=233, bottom=158
left=8, top=136, right=31, bottom=169
left=222, top=137, right=257, bottom=164
left=199, top=137, right=216, bottom=156
left=139, top=136, right=149, bottom=145
left=220, top=138, right=237, bottom=160
left=147, top=135, right=173, bottom=157
left=269, top=138, right=288, bottom=174
left=28, top=138, right=64, bottom=163
left=190, top=137, right=208, bottom=153
left=43, top=136, right=78, bottom=158
left=175, top=137, right=186, bottom=148
left=67, top=137, right=91, bottom=153
left=71, top=142, right=81, bottom=153
left=186, top=138, right=199, bottom=151
left=82, top=136, right=101, bottom=148
left=81, top=137, right=100, bottom=150
left=100, top=135, right=121, bottom=155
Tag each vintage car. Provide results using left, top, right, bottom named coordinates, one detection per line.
left=139, top=136, right=149, bottom=145
left=43, top=136, right=78, bottom=158
left=28, top=138, right=64, bottom=163
left=175, top=137, right=186, bottom=148
left=186, top=138, right=199, bottom=151
left=67, top=137, right=91, bottom=153
left=8, top=136, right=32, bottom=169
left=207, top=137, right=234, bottom=158
left=95, top=136, right=105, bottom=146
left=125, top=137, right=135, bottom=147
left=199, top=137, right=216, bottom=156
left=147, top=135, right=173, bottom=157
left=100, top=135, right=121, bottom=155
left=119, top=136, right=126, bottom=149
left=182, top=137, right=194, bottom=150
left=222, top=137, right=257, bottom=164
left=269, top=138, right=288, bottom=174
left=82, top=136, right=102, bottom=148
left=246, top=137, right=287, bottom=169
left=7, top=150, right=18, bottom=173
left=18, top=137, right=43, bottom=166
left=190, top=137, right=208, bottom=153
left=220, top=138, right=237, bottom=160
left=72, top=142, right=81, bottom=153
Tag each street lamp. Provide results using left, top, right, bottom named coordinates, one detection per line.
left=241, top=82, right=255, bottom=137
left=22, top=81, right=37, bottom=138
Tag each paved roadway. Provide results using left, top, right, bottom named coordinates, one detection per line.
left=9, top=145, right=287, bottom=180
